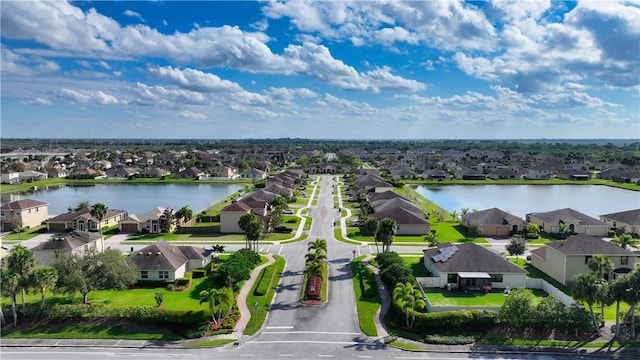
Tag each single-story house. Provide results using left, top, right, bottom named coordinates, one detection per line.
left=19, top=170, right=48, bottom=182
left=127, top=241, right=214, bottom=281
left=599, top=209, right=640, bottom=235
left=370, top=207, right=430, bottom=235
left=530, top=234, right=638, bottom=285
left=423, top=242, right=528, bottom=290
left=239, top=168, right=266, bottom=180
left=461, top=208, right=526, bottom=236
left=47, top=208, right=128, bottom=232
left=119, top=207, right=172, bottom=233
left=32, top=230, right=102, bottom=266
left=1, top=199, right=49, bottom=232
left=526, top=208, right=610, bottom=236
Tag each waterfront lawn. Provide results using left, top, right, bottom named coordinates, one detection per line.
left=425, top=288, right=548, bottom=307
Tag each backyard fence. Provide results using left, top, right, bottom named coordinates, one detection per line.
left=526, top=278, right=575, bottom=306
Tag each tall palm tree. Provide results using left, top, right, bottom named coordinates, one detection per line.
left=1, top=270, right=21, bottom=325
left=31, top=266, right=58, bottom=310
left=307, top=238, right=327, bottom=254
left=609, top=276, right=629, bottom=337
left=6, top=244, right=36, bottom=315
left=90, top=202, right=108, bottom=252
left=572, top=273, right=602, bottom=334
left=175, top=205, right=193, bottom=226
left=304, top=260, right=323, bottom=279
left=622, top=270, right=640, bottom=338
left=305, top=248, right=327, bottom=264
left=587, top=254, right=614, bottom=280
left=376, top=218, right=397, bottom=253
left=393, top=282, right=425, bottom=329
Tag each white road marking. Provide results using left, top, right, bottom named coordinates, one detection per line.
left=278, top=355, right=294, bottom=357
left=240, top=355, right=255, bottom=357
left=358, top=356, right=372, bottom=359
left=261, top=331, right=360, bottom=335
left=317, top=355, right=334, bottom=358
left=264, top=326, right=294, bottom=329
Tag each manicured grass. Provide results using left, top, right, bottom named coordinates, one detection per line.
left=425, top=288, right=548, bottom=307
left=480, top=336, right=640, bottom=348
left=351, top=260, right=380, bottom=336
left=244, top=255, right=285, bottom=335
left=1, top=225, right=46, bottom=240
left=512, top=258, right=572, bottom=295
left=401, top=256, right=431, bottom=277
left=334, top=229, right=361, bottom=245
left=186, top=338, right=237, bottom=347
left=1, top=323, right=181, bottom=340
left=389, top=341, right=427, bottom=351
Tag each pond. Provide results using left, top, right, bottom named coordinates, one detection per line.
left=415, top=184, right=639, bottom=219
left=1, top=183, right=247, bottom=216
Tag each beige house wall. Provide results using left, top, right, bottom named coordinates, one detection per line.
left=531, top=247, right=568, bottom=285
left=220, top=211, right=246, bottom=233
left=1, top=204, right=48, bottom=230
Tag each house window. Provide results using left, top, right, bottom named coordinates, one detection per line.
left=141, top=271, right=148, bottom=279
left=158, top=271, right=169, bottom=279
left=585, top=255, right=592, bottom=264
left=621, top=256, right=629, bottom=265
left=490, top=274, right=503, bottom=283
left=447, top=273, right=457, bottom=284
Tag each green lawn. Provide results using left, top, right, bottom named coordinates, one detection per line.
left=401, top=256, right=431, bottom=277
left=351, top=259, right=380, bottom=336
left=244, top=255, right=285, bottom=335
left=1, top=226, right=46, bottom=240
left=1, top=323, right=181, bottom=340
left=425, top=288, right=548, bottom=307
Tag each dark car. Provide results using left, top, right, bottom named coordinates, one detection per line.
left=274, top=226, right=293, bottom=233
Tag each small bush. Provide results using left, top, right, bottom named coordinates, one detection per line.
left=424, top=334, right=476, bottom=345
left=192, top=269, right=206, bottom=279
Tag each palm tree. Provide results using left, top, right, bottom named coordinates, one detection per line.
left=307, top=238, right=327, bottom=254
left=305, top=248, right=327, bottom=264
left=175, top=205, right=193, bottom=226
left=1, top=270, right=21, bottom=325
left=587, top=255, right=614, bottom=280
left=611, top=233, right=639, bottom=249
left=393, top=282, right=425, bottom=329
left=572, top=273, right=602, bottom=334
left=31, top=266, right=58, bottom=310
left=304, top=260, right=323, bottom=279
left=199, top=287, right=233, bottom=324
left=90, top=202, right=108, bottom=252
left=449, top=210, right=459, bottom=222
left=609, top=276, right=629, bottom=337
left=622, top=270, right=640, bottom=338
left=376, top=218, right=397, bottom=253
left=6, top=244, right=36, bottom=315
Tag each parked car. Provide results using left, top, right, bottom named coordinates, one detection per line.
left=283, top=209, right=294, bottom=214
left=274, top=226, right=293, bottom=233
left=351, top=220, right=360, bottom=227
left=346, top=197, right=358, bottom=202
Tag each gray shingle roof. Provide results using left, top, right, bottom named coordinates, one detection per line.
left=545, top=234, right=636, bottom=256
left=126, top=241, right=210, bottom=271
left=600, top=209, right=640, bottom=226
left=462, top=208, right=524, bottom=225
left=527, top=208, right=605, bottom=225
left=371, top=207, right=429, bottom=225
left=424, top=242, right=527, bottom=274
left=31, top=230, right=99, bottom=251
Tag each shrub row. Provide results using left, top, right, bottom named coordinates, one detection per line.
left=406, top=309, right=497, bottom=333
left=424, top=334, right=477, bottom=345
left=41, top=304, right=209, bottom=325
left=356, top=263, right=378, bottom=299
left=253, top=264, right=275, bottom=296
left=375, top=252, right=415, bottom=289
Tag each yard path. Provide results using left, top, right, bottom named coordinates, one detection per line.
left=232, top=252, right=276, bottom=337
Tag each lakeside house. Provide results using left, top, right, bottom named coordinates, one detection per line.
left=32, top=230, right=102, bottom=266
left=1, top=199, right=49, bottom=232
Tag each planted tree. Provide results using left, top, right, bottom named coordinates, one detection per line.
left=267, top=196, right=287, bottom=233
left=307, top=238, right=327, bottom=254
left=377, top=218, right=397, bottom=253
left=587, top=255, right=614, bottom=280
left=622, top=270, right=640, bottom=338
left=90, top=202, right=108, bottom=251
left=54, top=247, right=137, bottom=304
left=393, top=282, right=424, bottom=329
left=499, top=288, right=535, bottom=328
left=506, top=236, right=526, bottom=263
left=6, top=244, right=36, bottom=315
left=572, top=273, right=602, bottom=334
left=611, top=233, right=639, bottom=249
left=31, top=266, right=58, bottom=310
left=159, top=208, right=176, bottom=233
left=175, top=205, right=193, bottom=226
left=239, top=212, right=263, bottom=251
left=1, top=270, right=21, bottom=325
left=199, top=287, right=233, bottom=325
left=609, top=276, right=629, bottom=337
left=154, top=292, right=164, bottom=307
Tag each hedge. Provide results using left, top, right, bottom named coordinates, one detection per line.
left=41, top=304, right=209, bottom=324
left=253, top=264, right=275, bottom=296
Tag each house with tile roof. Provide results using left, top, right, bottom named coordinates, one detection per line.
left=423, top=242, right=527, bottom=290
left=1, top=199, right=49, bottom=232
left=461, top=208, right=525, bottom=237
left=119, top=207, right=172, bottom=234
left=219, top=197, right=268, bottom=233
left=47, top=207, right=128, bottom=232
left=530, top=234, right=638, bottom=285
left=32, top=230, right=102, bottom=266
left=526, top=208, right=610, bottom=236
left=599, top=209, right=640, bottom=235
left=127, top=241, right=214, bottom=281
left=371, top=207, right=430, bottom=235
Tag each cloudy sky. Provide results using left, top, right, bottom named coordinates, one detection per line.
left=1, top=0, right=639, bottom=139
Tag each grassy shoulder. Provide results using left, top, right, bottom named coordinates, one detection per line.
left=244, top=255, right=285, bottom=335
left=402, top=178, right=640, bottom=192
left=351, top=257, right=380, bottom=337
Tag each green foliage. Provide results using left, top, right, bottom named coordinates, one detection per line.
left=392, top=308, right=497, bottom=333
left=253, top=264, right=275, bottom=296
left=499, top=288, right=534, bottom=328
left=210, top=249, right=260, bottom=290
left=191, top=270, right=206, bottom=279
left=424, top=334, right=476, bottom=345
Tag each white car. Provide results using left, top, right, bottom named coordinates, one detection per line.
left=283, top=209, right=294, bottom=214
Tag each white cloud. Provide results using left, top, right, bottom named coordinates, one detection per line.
left=268, top=87, right=317, bottom=101
left=20, top=97, right=52, bottom=106
left=132, top=82, right=208, bottom=107
left=148, top=66, right=243, bottom=93
left=1, top=48, right=60, bottom=76
left=123, top=10, right=145, bottom=22
left=179, top=110, right=206, bottom=119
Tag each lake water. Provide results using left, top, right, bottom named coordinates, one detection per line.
left=1, top=183, right=247, bottom=216
left=415, top=185, right=640, bottom=219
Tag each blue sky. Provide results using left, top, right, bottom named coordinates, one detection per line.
left=1, top=0, right=639, bottom=139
